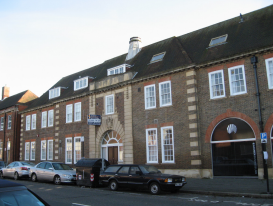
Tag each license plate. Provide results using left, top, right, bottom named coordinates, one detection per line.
left=175, top=183, right=182, bottom=186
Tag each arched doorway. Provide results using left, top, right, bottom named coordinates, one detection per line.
left=211, top=118, right=258, bottom=177
left=101, top=130, right=123, bottom=164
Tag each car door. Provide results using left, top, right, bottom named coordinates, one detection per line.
left=44, top=163, right=55, bottom=181
left=129, top=166, right=145, bottom=189
left=4, top=162, right=15, bottom=177
left=12, top=162, right=20, bottom=176
left=35, top=162, right=47, bottom=181
left=116, top=166, right=130, bottom=187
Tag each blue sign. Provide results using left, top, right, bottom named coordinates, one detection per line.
left=87, top=115, right=101, bottom=125
left=260, top=132, right=267, bottom=143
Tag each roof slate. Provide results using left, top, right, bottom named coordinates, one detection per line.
left=24, top=4, right=273, bottom=111
left=0, top=91, right=28, bottom=110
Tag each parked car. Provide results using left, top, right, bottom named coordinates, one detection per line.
left=29, top=162, right=76, bottom=185
left=0, top=161, right=6, bottom=172
left=100, top=164, right=187, bottom=195
left=0, top=178, right=50, bottom=206
left=0, top=161, right=35, bottom=180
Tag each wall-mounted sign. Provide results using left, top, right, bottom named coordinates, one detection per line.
left=260, top=132, right=267, bottom=143
left=87, top=115, right=101, bottom=125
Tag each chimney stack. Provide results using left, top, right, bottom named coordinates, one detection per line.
left=126, top=37, right=142, bottom=61
left=2, top=85, right=10, bottom=100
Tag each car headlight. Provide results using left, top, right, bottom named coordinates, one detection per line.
left=164, top=178, right=172, bottom=183
left=61, top=174, right=71, bottom=178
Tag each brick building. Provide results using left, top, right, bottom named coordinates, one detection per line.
left=0, top=86, right=38, bottom=163
left=20, top=5, right=273, bottom=178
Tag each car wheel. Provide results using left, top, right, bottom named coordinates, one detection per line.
left=54, top=175, right=61, bottom=185
left=109, top=180, right=118, bottom=191
left=14, top=172, right=19, bottom=180
left=31, top=173, right=37, bottom=182
left=0, top=171, right=4, bottom=179
left=149, top=182, right=161, bottom=195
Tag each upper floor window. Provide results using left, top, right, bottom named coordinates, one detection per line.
left=7, top=115, right=11, bottom=129
left=144, top=85, right=156, bottom=109
left=66, top=104, right=73, bottom=123
left=49, top=87, right=61, bottom=99
left=48, top=110, right=54, bottom=127
left=74, top=77, right=88, bottom=91
left=0, top=117, right=3, bottom=131
left=31, top=114, right=36, bottom=130
left=150, top=52, right=165, bottom=63
left=228, top=65, right=247, bottom=96
left=74, top=103, right=81, bottom=122
left=26, top=115, right=31, bottom=130
left=159, top=81, right=172, bottom=107
left=41, top=111, right=47, bottom=128
left=209, top=70, right=225, bottom=99
left=146, top=128, right=158, bottom=163
left=105, top=95, right=114, bottom=115
left=107, top=64, right=131, bottom=76
left=161, top=126, right=174, bottom=163
left=209, top=34, right=228, bottom=47
left=265, top=57, right=273, bottom=89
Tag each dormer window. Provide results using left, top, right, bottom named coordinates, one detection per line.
left=49, top=87, right=61, bottom=99
left=74, top=77, right=88, bottom=91
left=107, top=64, right=130, bottom=76
left=150, top=52, right=166, bottom=63
left=209, top=34, right=228, bottom=47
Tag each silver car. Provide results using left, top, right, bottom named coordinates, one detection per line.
left=0, top=161, right=35, bottom=180
left=29, top=162, right=76, bottom=185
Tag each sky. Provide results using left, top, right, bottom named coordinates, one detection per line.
left=0, top=0, right=272, bottom=98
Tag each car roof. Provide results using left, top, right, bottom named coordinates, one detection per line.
left=0, top=179, right=26, bottom=189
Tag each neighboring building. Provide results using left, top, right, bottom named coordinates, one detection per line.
left=20, top=5, right=273, bottom=179
left=0, top=86, right=38, bottom=163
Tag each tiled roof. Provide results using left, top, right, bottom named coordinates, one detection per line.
left=0, top=91, right=28, bottom=110
left=24, top=4, right=273, bottom=111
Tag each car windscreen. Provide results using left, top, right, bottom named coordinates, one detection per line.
left=52, top=163, right=73, bottom=170
left=139, top=165, right=161, bottom=174
left=21, top=162, right=35, bottom=166
left=0, top=189, right=46, bottom=206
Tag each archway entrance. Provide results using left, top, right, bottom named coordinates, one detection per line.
left=211, top=118, right=258, bottom=177
left=101, top=130, right=123, bottom=164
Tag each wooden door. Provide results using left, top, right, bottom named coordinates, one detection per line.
left=108, top=146, right=118, bottom=164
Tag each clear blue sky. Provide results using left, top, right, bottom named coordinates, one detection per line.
left=0, top=0, right=272, bottom=97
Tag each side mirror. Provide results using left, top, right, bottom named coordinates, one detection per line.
left=136, top=171, right=142, bottom=175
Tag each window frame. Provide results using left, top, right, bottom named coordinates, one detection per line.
left=30, top=141, right=35, bottom=161
left=74, top=77, right=88, bottom=91
left=25, top=142, right=30, bottom=161
left=74, top=102, right=81, bottom=122
left=74, top=137, right=81, bottom=164
left=146, top=128, right=158, bottom=163
left=31, top=114, right=36, bottom=130
left=41, top=111, right=47, bottom=128
left=0, top=117, right=3, bottom=131
left=105, top=95, right=114, bottom=115
left=66, top=104, right=73, bottom=123
left=208, top=70, right=226, bottom=99
left=107, top=65, right=126, bottom=76
left=209, top=34, right=228, bottom=47
left=161, top=126, right=175, bottom=163
left=49, top=87, right=61, bottom=99
left=65, top=137, right=73, bottom=164
left=26, top=115, right=31, bottom=131
left=144, top=84, right=156, bottom=110
left=159, top=81, right=172, bottom=107
left=47, top=139, right=53, bottom=160
left=228, top=65, right=247, bottom=96
left=41, top=140, right=46, bottom=160
left=7, top=115, right=11, bottom=129
left=265, top=57, right=273, bottom=89
left=48, top=109, right=54, bottom=127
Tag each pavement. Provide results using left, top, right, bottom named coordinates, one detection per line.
left=182, top=177, right=273, bottom=199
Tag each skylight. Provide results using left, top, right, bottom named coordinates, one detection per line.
left=209, top=34, right=228, bottom=47
left=150, top=52, right=165, bottom=63
left=107, top=64, right=130, bottom=76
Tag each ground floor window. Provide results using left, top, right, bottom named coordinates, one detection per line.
left=101, top=130, right=123, bottom=164
left=211, top=118, right=257, bottom=176
left=41, top=140, right=46, bottom=160
left=0, top=142, right=2, bottom=159
left=146, top=128, right=158, bottom=163
left=30, top=142, right=35, bottom=160
left=74, top=137, right=81, bottom=164
left=161, top=126, right=174, bottom=163
left=25, top=142, right=30, bottom=160
left=66, top=138, right=72, bottom=164
left=47, top=140, right=53, bottom=160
